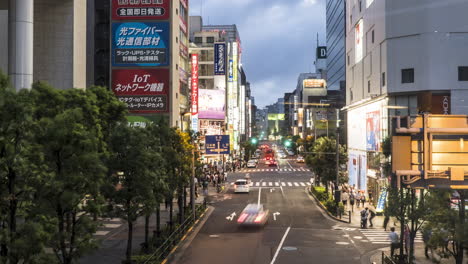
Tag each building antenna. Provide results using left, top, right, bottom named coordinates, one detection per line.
left=201, top=0, right=203, bottom=18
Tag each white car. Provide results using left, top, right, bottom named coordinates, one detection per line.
left=247, top=160, right=257, bottom=168
left=234, top=179, right=250, bottom=193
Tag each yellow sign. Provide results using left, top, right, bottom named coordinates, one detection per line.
left=303, top=79, right=326, bottom=88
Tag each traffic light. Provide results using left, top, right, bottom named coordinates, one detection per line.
left=284, top=139, right=292, bottom=147
left=250, top=137, right=258, bottom=144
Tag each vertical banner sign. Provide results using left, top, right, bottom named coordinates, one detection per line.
left=355, top=19, right=364, bottom=63
left=214, top=43, right=226, bottom=75
left=111, top=68, right=169, bottom=113
left=228, top=59, right=233, bottom=82
left=366, top=110, right=380, bottom=151
left=111, top=0, right=170, bottom=20
left=112, top=22, right=170, bottom=67
left=191, top=54, right=199, bottom=132
left=191, top=54, right=199, bottom=115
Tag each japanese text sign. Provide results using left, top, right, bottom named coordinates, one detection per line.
left=191, top=54, right=199, bottom=115
left=112, top=0, right=170, bottom=20
left=112, top=69, right=169, bottom=113
left=205, top=135, right=230, bottom=155
left=214, top=43, right=226, bottom=75
left=112, top=22, right=170, bottom=67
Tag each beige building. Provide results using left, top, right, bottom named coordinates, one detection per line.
left=0, top=0, right=87, bottom=90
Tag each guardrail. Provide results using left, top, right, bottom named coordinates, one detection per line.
left=140, top=204, right=207, bottom=264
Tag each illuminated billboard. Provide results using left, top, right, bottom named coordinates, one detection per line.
left=303, top=79, right=327, bottom=88
left=199, top=89, right=225, bottom=120
left=355, top=19, right=364, bottom=63
left=267, top=114, right=285, bottom=121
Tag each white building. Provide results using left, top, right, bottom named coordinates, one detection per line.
left=345, top=0, right=468, bottom=196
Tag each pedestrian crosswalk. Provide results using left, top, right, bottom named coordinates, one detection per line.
left=359, top=229, right=423, bottom=244
left=246, top=181, right=311, bottom=188
left=239, top=168, right=310, bottom=172
left=94, top=217, right=123, bottom=237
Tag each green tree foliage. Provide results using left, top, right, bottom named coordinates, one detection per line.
left=424, top=190, right=467, bottom=264
left=305, top=137, right=347, bottom=191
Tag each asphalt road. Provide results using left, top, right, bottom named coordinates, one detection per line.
left=176, top=159, right=366, bottom=264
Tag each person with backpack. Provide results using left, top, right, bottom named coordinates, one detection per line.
left=368, top=207, right=376, bottom=227
left=349, top=191, right=355, bottom=212
left=360, top=207, right=369, bottom=229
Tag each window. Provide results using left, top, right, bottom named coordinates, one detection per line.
left=368, top=80, right=371, bottom=93
left=176, top=37, right=178, bottom=43
left=458, top=66, right=468, bottom=81
left=402, top=68, right=414, bottom=83
left=351, top=90, right=354, bottom=101
left=206, top=37, right=215, bottom=43
left=382, top=72, right=386, bottom=86
left=359, top=1, right=362, bottom=12
left=372, top=30, right=374, bottom=43
left=194, top=37, right=202, bottom=44
left=347, top=55, right=350, bottom=66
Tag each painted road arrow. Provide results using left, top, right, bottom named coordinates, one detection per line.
left=273, top=212, right=280, bottom=221
left=226, top=212, right=236, bottom=221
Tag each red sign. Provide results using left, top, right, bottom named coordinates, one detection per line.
left=112, top=0, right=170, bottom=20
left=112, top=69, right=169, bottom=113
left=191, top=54, right=199, bottom=115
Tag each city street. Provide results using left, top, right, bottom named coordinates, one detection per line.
left=176, top=160, right=377, bottom=264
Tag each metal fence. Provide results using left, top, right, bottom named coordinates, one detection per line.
left=140, top=204, right=207, bottom=264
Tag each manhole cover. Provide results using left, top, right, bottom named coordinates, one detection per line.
left=282, top=246, right=297, bottom=251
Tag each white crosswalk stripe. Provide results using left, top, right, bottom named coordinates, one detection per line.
left=287, top=182, right=292, bottom=186
left=246, top=182, right=308, bottom=188
left=255, top=182, right=260, bottom=187
left=237, top=168, right=310, bottom=173
left=360, top=229, right=423, bottom=244
left=275, top=182, right=280, bottom=186
left=281, top=182, right=286, bottom=186
left=268, top=182, right=273, bottom=186
left=294, top=182, right=299, bottom=187
left=300, top=182, right=306, bottom=186
left=262, top=182, right=266, bottom=186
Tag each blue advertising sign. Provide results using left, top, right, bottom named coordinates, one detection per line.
left=228, top=59, right=233, bottom=82
left=376, top=188, right=388, bottom=213
left=214, top=43, right=226, bottom=75
left=205, top=135, right=230, bottom=155
left=112, top=22, right=170, bottom=67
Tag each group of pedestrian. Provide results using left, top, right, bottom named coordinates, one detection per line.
left=340, top=186, right=367, bottom=213
left=359, top=207, right=376, bottom=229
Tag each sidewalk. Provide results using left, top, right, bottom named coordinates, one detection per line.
left=369, top=244, right=455, bottom=264
left=80, top=184, right=221, bottom=263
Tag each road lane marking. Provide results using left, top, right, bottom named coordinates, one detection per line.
left=293, top=182, right=299, bottom=187
left=258, top=186, right=262, bottom=205
left=286, top=160, right=293, bottom=169
left=275, top=182, right=279, bottom=186
left=268, top=182, right=273, bottom=186
left=95, top=231, right=110, bottom=236
left=287, top=182, right=292, bottom=186
left=299, top=182, right=306, bottom=186
left=270, top=226, right=291, bottom=264
left=306, top=182, right=311, bottom=185
left=281, top=182, right=286, bottom=186
left=262, top=182, right=266, bottom=186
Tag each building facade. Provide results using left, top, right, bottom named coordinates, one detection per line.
left=326, top=0, right=346, bottom=91
left=345, top=0, right=468, bottom=199
left=0, top=0, right=87, bottom=90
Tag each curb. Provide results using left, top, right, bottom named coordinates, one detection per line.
left=360, top=247, right=388, bottom=264
left=162, top=205, right=214, bottom=264
left=306, top=187, right=349, bottom=224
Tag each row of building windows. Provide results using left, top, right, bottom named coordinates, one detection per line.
left=194, top=36, right=215, bottom=44
left=362, top=66, right=468, bottom=94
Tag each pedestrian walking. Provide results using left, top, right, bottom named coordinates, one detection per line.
left=422, top=227, right=433, bottom=259
left=404, top=224, right=410, bottom=256
left=349, top=192, right=355, bottom=212
left=360, top=191, right=366, bottom=207
left=356, top=191, right=362, bottom=207
left=341, top=191, right=349, bottom=208
left=360, top=207, right=369, bottom=229
left=202, top=180, right=209, bottom=196
left=389, top=227, right=400, bottom=258
left=368, top=207, right=376, bottom=227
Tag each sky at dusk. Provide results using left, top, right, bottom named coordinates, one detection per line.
left=189, top=0, right=327, bottom=108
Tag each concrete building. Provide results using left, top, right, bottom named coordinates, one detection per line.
left=0, top=0, right=87, bottom=90
left=326, top=0, right=346, bottom=92
left=344, top=0, right=468, bottom=198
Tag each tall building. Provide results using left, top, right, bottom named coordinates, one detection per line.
left=0, top=0, right=88, bottom=90
left=344, top=0, right=468, bottom=199
left=326, top=0, right=346, bottom=91
left=108, top=0, right=190, bottom=128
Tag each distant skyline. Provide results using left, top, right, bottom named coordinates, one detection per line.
left=189, top=0, right=326, bottom=108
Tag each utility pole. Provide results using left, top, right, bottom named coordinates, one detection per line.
left=191, top=142, right=196, bottom=219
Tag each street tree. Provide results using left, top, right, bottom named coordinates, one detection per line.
left=31, top=83, right=107, bottom=264
left=106, top=124, right=158, bottom=263
left=424, top=189, right=467, bottom=264
left=305, top=137, right=347, bottom=193
left=0, top=73, right=53, bottom=263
